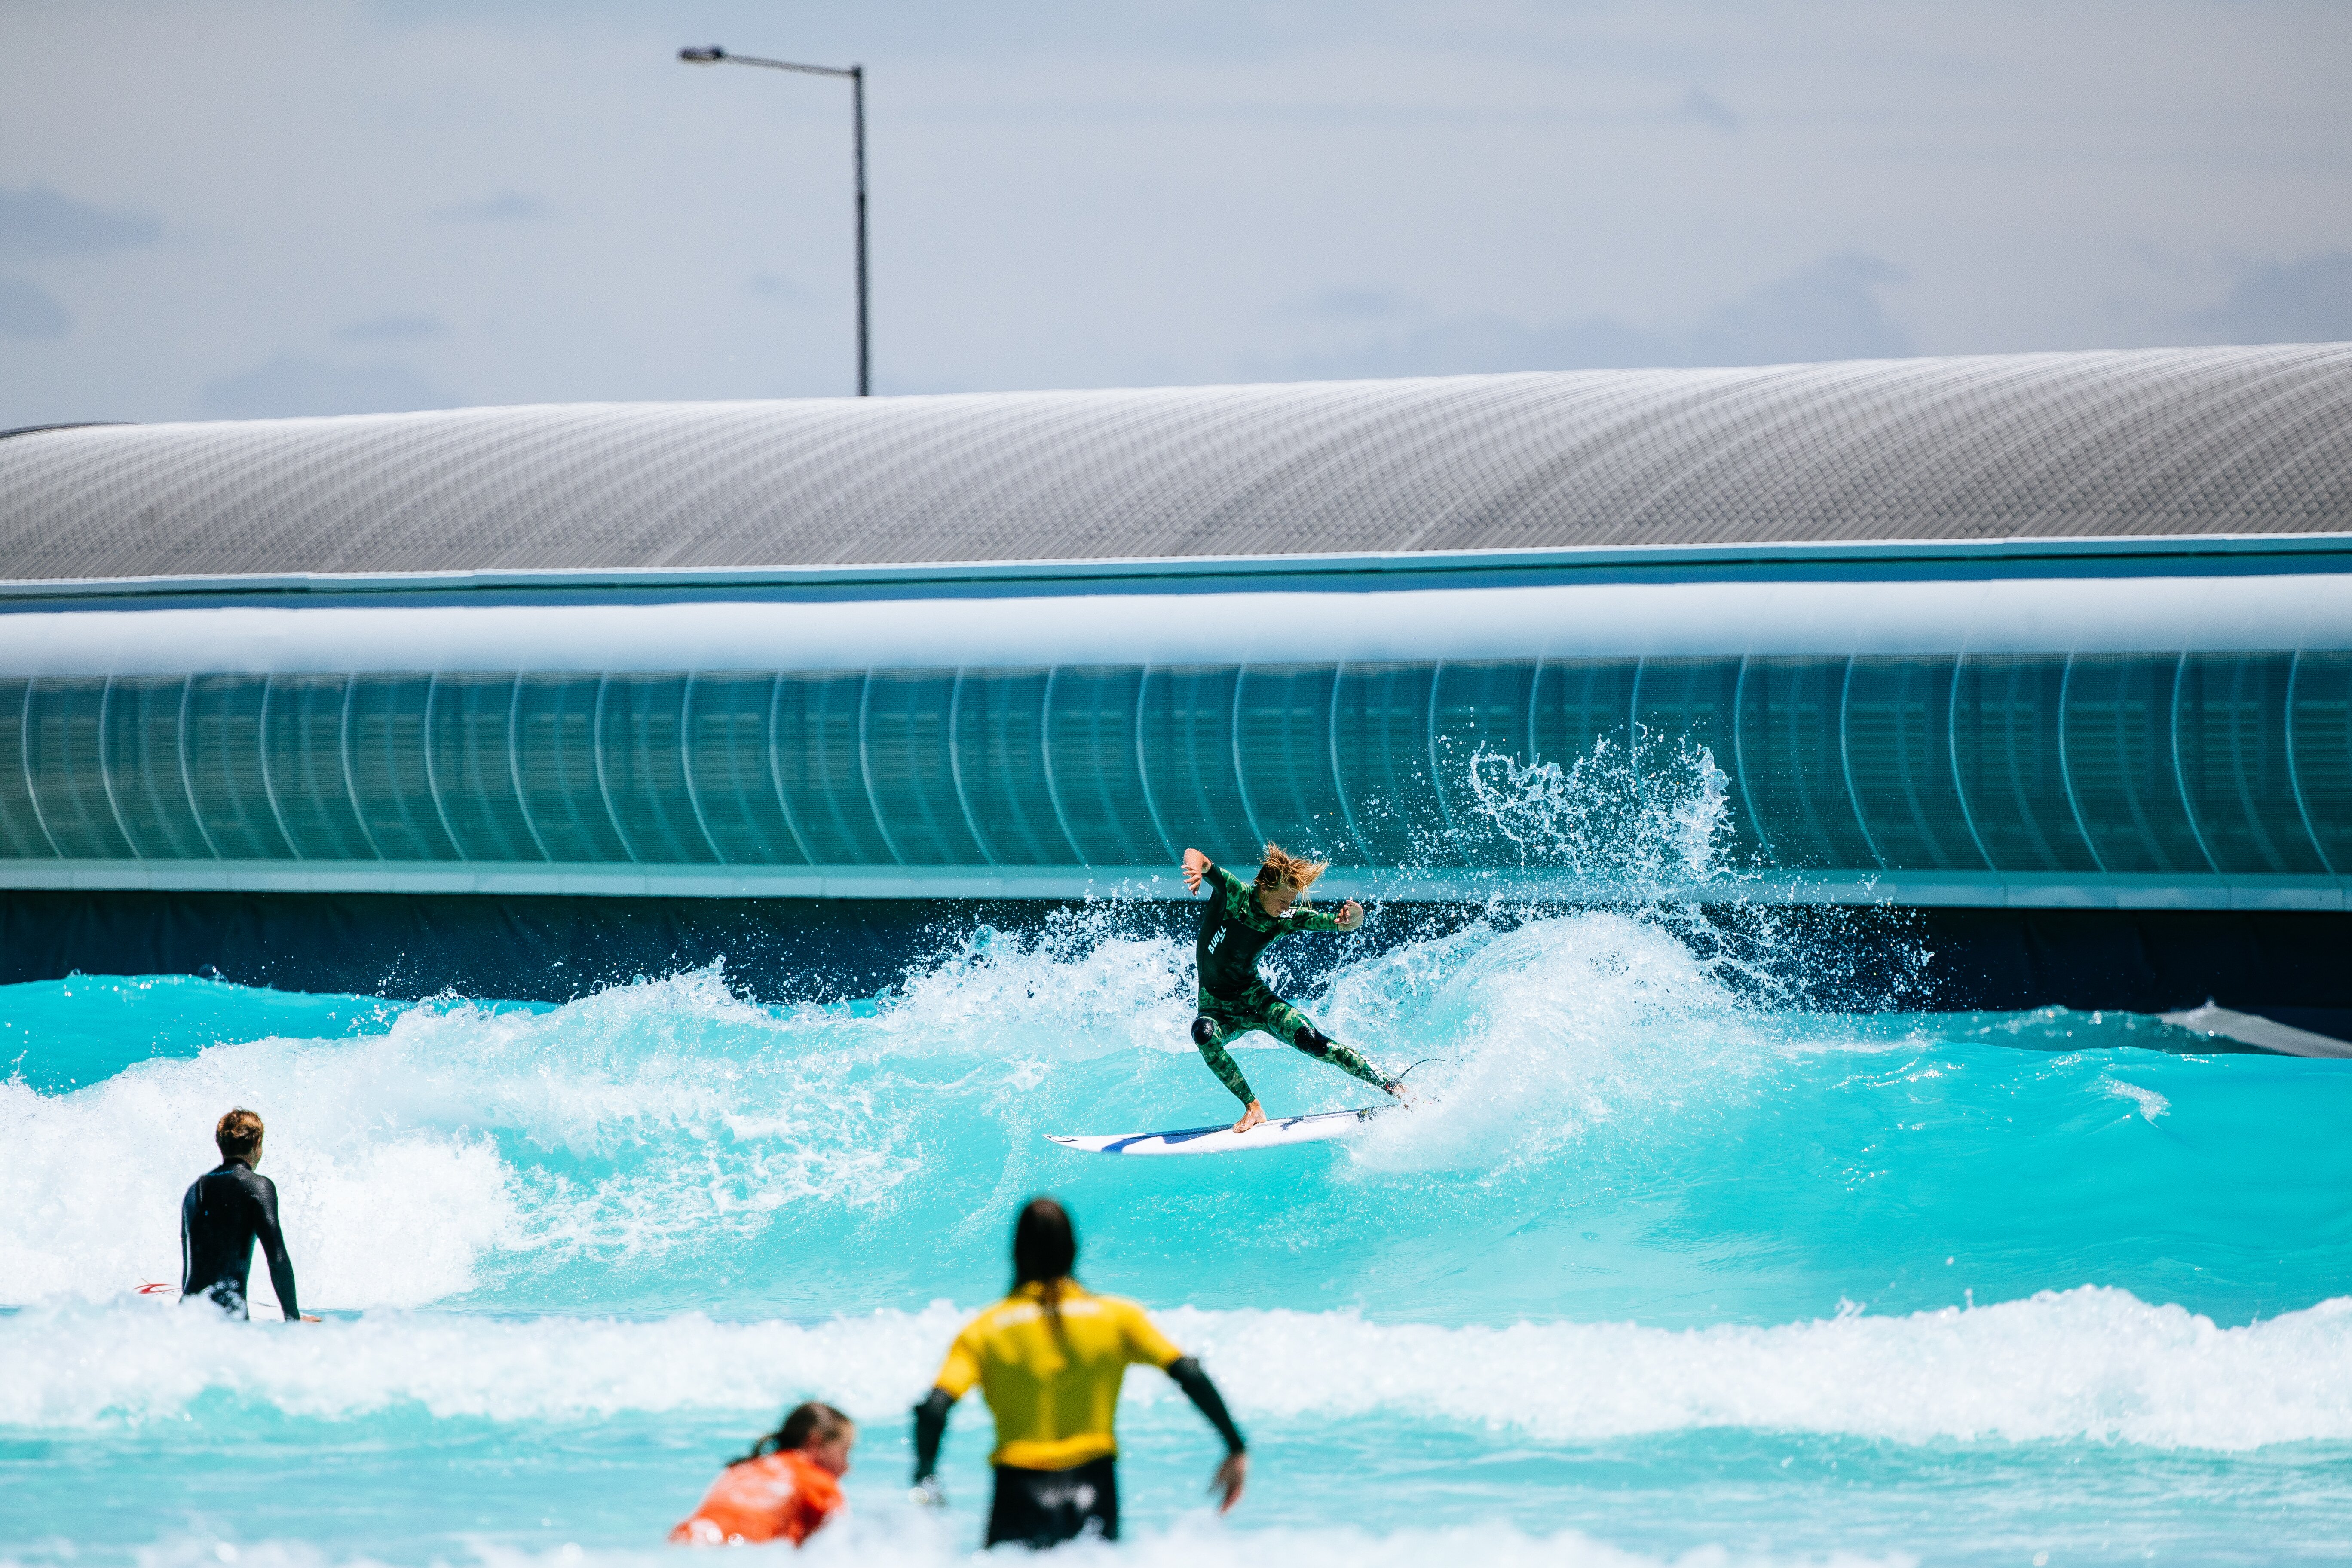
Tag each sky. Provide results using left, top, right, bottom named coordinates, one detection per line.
left=2, top=0, right=2349, bottom=426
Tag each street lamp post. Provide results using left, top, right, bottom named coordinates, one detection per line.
left=680, top=46, right=870, bottom=397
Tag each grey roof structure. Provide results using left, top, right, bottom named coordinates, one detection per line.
left=2, top=343, right=2349, bottom=583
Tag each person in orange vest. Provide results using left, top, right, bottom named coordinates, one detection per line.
left=669, top=1402, right=855, bottom=1547
left=911, top=1196, right=1246, bottom=1549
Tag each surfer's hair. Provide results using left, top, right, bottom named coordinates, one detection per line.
left=1255, top=843, right=1328, bottom=895
left=734, top=1401, right=852, bottom=1467
left=215, top=1108, right=264, bottom=1160
left=1013, top=1195, right=1079, bottom=1339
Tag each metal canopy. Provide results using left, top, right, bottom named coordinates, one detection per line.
left=2, top=344, right=2349, bottom=585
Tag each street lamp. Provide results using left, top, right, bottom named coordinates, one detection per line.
left=680, top=45, right=870, bottom=397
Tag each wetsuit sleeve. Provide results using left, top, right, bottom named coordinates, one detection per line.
left=912, top=1387, right=954, bottom=1484
left=251, top=1174, right=301, bottom=1320
left=1167, top=1357, right=1247, bottom=1456
left=1288, top=905, right=1348, bottom=932
left=1205, top=862, right=1247, bottom=902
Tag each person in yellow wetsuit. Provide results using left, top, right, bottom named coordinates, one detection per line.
left=670, top=1401, right=854, bottom=1547
left=910, top=1197, right=1247, bottom=1549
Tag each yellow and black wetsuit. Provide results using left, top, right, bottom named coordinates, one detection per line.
left=911, top=1280, right=1245, bottom=1548
left=1191, top=861, right=1393, bottom=1104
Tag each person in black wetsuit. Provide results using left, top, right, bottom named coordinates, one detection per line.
left=1181, top=842, right=1405, bottom=1133
left=181, top=1107, right=314, bottom=1321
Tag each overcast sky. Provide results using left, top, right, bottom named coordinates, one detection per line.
left=3, top=0, right=2349, bottom=426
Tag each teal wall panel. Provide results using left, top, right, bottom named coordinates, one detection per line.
left=0, top=646, right=2345, bottom=903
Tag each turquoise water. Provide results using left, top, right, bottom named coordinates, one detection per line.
left=5, top=906, right=2352, bottom=1568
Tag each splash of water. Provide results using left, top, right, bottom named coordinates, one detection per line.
left=1459, top=733, right=1736, bottom=889
left=9, top=1287, right=2351, bottom=1452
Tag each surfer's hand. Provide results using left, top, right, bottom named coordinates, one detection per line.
left=1181, top=848, right=1209, bottom=893
left=1336, top=900, right=1364, bottom=931
left=1210, top=1451, right=1248, bottom=1513
left=1232, top=1100, right=1266, bottom=1134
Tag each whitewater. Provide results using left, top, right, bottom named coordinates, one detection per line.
left=6, top=897, right=2352, bottom=1565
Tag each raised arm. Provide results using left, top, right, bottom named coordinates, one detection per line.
left=1182, top=849, right=1247, bottom=900
left=249, top=1175, right=303, bottom=1321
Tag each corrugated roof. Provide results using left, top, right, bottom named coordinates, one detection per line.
left=2, top=344, right=2349, bottom=582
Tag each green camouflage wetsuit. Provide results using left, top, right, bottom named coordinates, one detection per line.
left=1190, top=861, right=1394, bottom=1105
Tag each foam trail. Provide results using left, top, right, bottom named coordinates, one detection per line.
left=10, top=1289, right=2351, bottom=1451
left=64, top=1522, right=1915, bottom=1568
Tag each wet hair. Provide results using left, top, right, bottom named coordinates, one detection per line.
left=215, top=1108, right=264, bottom=1161
left=735, top=1401, right=853, bottom=1466
left=1254, top=842, right=1329, bottom=896
left=1013, top=1196, right=1079, bottom=1339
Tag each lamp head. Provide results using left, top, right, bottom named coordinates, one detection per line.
left=678, top=46, right=726, bottom=64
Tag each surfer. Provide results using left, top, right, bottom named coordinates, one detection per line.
left=911, top=1197, right=1247, bottom=1549
left=670, top=1402, right=854, bottom=1547
left=1181, top=843, right=1404, bottom=1133
left=181, top=1108, right=316, bottom=1321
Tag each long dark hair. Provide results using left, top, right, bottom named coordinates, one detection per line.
left=1013, top=1196, right=1079, bottom=1340
left=733, top=1401, right=851, bottom=1467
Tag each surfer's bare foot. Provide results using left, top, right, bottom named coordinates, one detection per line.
left=1232, top=1101, right=1266, bottom=1134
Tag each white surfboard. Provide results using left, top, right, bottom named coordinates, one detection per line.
left=1047, top=1104, right=1394, bottom=1156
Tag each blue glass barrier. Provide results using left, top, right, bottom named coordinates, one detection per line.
left=2062, top=655, right=2210, bottom=876
left=2175, top=654, right=2323, bottom=876
left=954, top=668, right=1073, bottom=867
left=186, top=674, right=294, bottom=860
left=105, top=674, right=214, bottom=860
left=349, top=675, right=459, bottom=861
left=27, top=677, right=130, bottom=860
left=1139, top=666, right=1248, bottom=866
left=864, top=669, right=984, bottom=866
left=514, top=674, right=627, bottom=863
left=265, top=675, right=376, bottom=861
left=1736, top=657, right=1874, bottom=869
left=685, top=673, right=803, bottom=866
left=428, top=674, right=540, bottom=862
left=1049, top=667, right=1162, bottom=867
left=602, top=673, right=718, bottom=865
left=1952, top=656, right=2099, bottom=873
left=774, top=672, right=891, bottom=866
left=1237, top=665, right=1356, bottom=864
left=1331, top=663, right=1440, bottom=866
left=1842, top=658, right=1986, bottom=872
left=0, top=652, right=2340, bottom=897
left=2292, top=651, right=2352, bottom=874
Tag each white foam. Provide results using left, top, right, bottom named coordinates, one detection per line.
left=2102, top=1076, right=2171, bottom=1123
left=7, top=1288, right=2349, bottom=1452
left=1316, top=910, right=1770, bottom=1173
left=35, top=1518, right=1915, bottom=1568
left=0, top=968, right=940, bottom=1307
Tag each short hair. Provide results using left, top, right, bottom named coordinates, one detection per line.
left=215, top=1108, right=264, bottom=1159
left=1254, top=842, right=1329, bottom=894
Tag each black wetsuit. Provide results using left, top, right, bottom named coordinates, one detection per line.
left=1189, top=863, right=1390, bottom=1103
left=180, top=1158, right=300, bottom=1320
